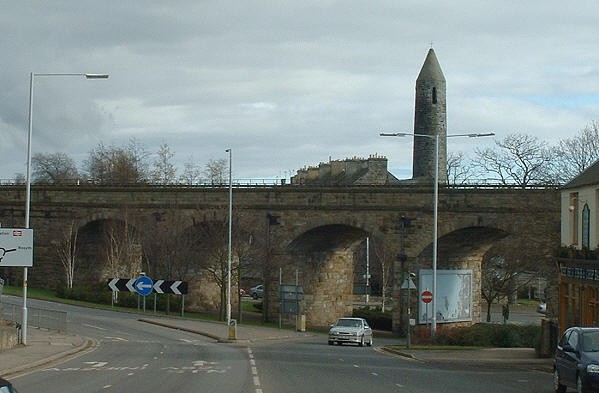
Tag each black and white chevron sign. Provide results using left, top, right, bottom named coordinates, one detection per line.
left=153, top=280, right=188, bottom=295
left=108, top=278, right=188, bottom=295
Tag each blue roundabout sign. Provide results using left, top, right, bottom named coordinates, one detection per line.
left=134, top=275, right=154, bottom=297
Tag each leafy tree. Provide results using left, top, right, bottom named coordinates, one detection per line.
left=552, top=121, right=599, bottom=184
left=150, top=143, right=177, bottom=184
left=472, top=133, right=554, bottom=187
left=32, top=152, right=79, bottom=184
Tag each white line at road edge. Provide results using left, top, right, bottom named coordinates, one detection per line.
left=248, top=348, right=262, bottom=392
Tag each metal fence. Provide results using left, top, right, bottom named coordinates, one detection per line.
left=0, top=302, right=67, bottom=332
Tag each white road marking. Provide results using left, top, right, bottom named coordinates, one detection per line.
left=104, top=336, right=128, bottom=342
left=83, top=323, right=107, bottom=331
left=253, top=376, right=261, bottom=386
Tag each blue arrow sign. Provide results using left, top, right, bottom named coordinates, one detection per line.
left=135, top=276, right=153, bottom=297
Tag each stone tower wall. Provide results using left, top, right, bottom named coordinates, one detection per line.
left=413, top=49, right=448, bottom=183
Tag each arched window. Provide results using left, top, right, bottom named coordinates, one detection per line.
left=582, top=204, right=590, bottom=249
left=432, top=87, right=437, bottom=104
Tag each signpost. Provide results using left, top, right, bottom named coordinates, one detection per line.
left=107, top=277, right=188, bottom=315
left=421, top=290, right=432, bottom=327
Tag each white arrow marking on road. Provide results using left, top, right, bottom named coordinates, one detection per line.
left=126, top=279, right=136, bottom=292
left=154, top=279, right=165, bottom=294
left=108, top=278, right=119, bottom=292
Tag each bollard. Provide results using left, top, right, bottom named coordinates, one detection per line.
left=296, top=314, right=306, bottom=332
left=228, top=319, right=237, bottom=340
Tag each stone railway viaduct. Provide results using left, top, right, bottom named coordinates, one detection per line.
left=0, top=183, right=560, bottom=333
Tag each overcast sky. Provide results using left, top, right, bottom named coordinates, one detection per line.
left=1, top=1, right=598, bottom=182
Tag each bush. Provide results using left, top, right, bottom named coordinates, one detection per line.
left=435, top=323, right=540, bottom=348
left=353, top=307, right=392, bottom=331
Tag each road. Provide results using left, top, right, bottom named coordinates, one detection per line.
left=12, top=300, right=251, bottom=392
left=7, top=299, right=553, bottom=393
left=251, top=337, right=552, bottom=393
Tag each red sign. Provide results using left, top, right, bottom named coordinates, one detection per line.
left=421, top=290, right=433, bottom=304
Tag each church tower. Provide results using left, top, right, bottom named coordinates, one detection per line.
left=412, top=48, right=447, bottom=183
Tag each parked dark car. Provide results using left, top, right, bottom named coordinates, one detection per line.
left=0, top=377, right=19, bottom=393
left=554, top=326, right=599, bottom=393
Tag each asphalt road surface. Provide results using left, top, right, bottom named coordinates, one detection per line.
left=12, top=300, right=251, bottom=393
left=8, top=299, right=553, bottom=393
left=251, top=337, right=552, bottom=393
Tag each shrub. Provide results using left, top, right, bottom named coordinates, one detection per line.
left=435, top=323, right=540, bottom=347
left=353, top=307, right=392, bottom=331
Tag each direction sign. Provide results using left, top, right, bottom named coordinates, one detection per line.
left=153, top=280, right=188, bottom=295
left=0, top=228, right=33, bottom=267
left=421, top=290, right=433, bottom=304
left=134, top=276, right=153, bottom=297
left=108, top=278, right=187, bottom=295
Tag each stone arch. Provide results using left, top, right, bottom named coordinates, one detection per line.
left=398, top=226, right=509, bottom=333
left=76, top=216, right=142, bottom=284
left=279, top=224, right=370, bottom=327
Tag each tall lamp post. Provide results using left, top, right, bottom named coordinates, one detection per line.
left=24, top=72, right=108, bottom=345
left=380, top=131, right=494, bottom=337
left=225, top=148, right=233, bottom=326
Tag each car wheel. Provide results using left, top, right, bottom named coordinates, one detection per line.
left=359, top=335, right=365, bottom=347
left=553, top=369, right=567, bottom=393
left=252, top=293, right=258, bottom=300
left=328, top=340, right=333, bottom=345
left=367, top=337, right=373, bottom=347
left=577, top=374, right=584, bottom=393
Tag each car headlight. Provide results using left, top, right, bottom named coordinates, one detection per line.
left=587, top=364, right=599, bottom=373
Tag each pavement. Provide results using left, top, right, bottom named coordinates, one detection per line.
left=0, top=316, right=553, bottom=379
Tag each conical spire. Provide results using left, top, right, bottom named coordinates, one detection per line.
left=417, top=48, right=445, bottom=82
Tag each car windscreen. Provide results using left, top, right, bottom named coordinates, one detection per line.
left=336, top=319, right=360, bottom=327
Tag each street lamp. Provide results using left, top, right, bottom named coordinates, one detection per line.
left=225, top=148, right=233, bottom=326
left=380, top=131, right=494, bottom=337
left=24, top=72, right=108, bottom=345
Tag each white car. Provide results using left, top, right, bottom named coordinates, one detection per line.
left=328, top=317, right=373, bottom=346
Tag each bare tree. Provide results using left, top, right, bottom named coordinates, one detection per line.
left=102, top=214, right=142, bottom=280
left=55, top=218, right=78, bottom=289
left=84, top=139, right=150, bottom=184
left=369, top=237, right=394, bottom=312
left=180, top=155, right=203, bottom=185
left=481, top=235, right=552, bottom=322
left=204, top=158, right=228, bottom=185
left=32, top=152, right=79, bottom=184
left=150, top=143, right=177, bottom=184
left=446, top=151, right=475, bottom=185
left=552, top=121, right=599, bottom=184
left=472, top=133, right=554, bottom=187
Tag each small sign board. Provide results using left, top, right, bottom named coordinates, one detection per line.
left=0, top=228, right=33, bottom=267
left=421, top=290, right=433, bottom=304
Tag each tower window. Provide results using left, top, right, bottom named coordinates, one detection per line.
left=432, top=87, right=437, bottom=104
